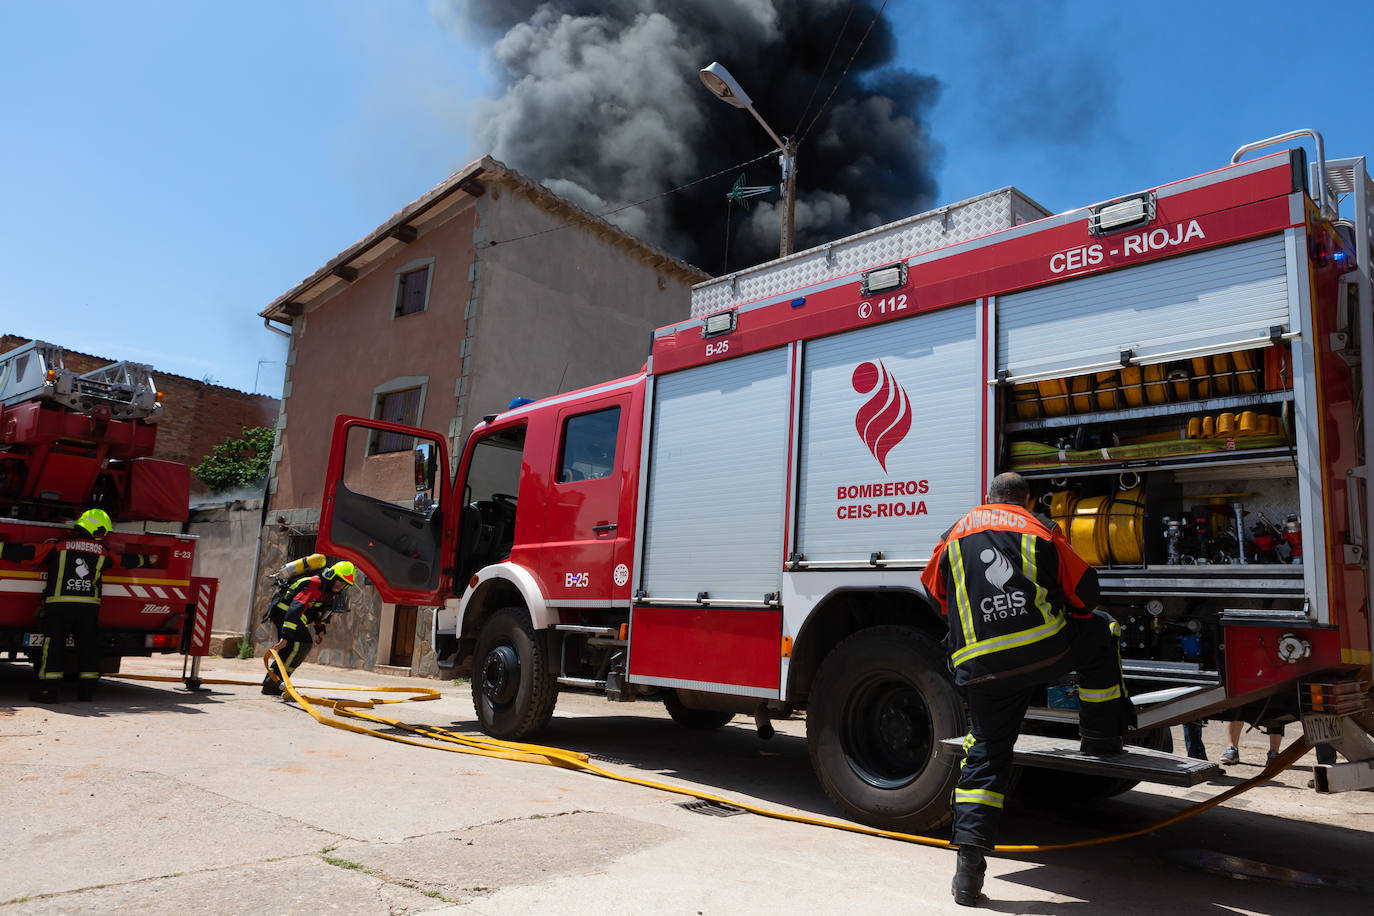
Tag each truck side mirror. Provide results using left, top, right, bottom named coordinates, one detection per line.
left=413, top=442, right=437, bottom=495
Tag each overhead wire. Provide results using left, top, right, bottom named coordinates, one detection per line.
left=484, top=149, right=778, bottom=250
left=790, top=0, right=859, bottom=139
left=799, top=0, right=891, bottom=144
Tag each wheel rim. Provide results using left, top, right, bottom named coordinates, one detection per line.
left=482, top=643, right=520, bottom=706
left=840, top=671, right=934, bottom=789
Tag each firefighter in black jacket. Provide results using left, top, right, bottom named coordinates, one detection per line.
left=922, top=473, right=1133, bottom=907
left=0, top=508, right=157, bottom=703
left=261, top=560, right=356, bottom=696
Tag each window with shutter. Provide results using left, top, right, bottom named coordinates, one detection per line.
left=394, top=263, right=432, bottom=317
left=373, top=387, right=422, bottom=453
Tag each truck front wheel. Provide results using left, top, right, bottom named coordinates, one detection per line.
left=807, top=626, right=965, bottom=833
left=472, top=607, right=558, bottom=739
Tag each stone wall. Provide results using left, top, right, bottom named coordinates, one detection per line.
left=413, top=606, right=438, bottom=678
left=248, top=521, right=440, bottom=675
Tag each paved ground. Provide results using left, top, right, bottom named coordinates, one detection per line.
left=2, top=656, right=1372, bottom=915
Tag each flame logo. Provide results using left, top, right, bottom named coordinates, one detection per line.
left=980, top=548, right=1016, bottom=592
left=852, top=360, right=912, bottom=471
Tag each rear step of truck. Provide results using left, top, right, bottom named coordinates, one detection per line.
left=938, top=735, right=1220, bottom=786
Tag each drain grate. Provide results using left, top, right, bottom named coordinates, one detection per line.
left=592, top=754, right=636, bottom=766
left=1161, top=848, right=1365, bottom=891
left=679, top=800, right=746, bottom=817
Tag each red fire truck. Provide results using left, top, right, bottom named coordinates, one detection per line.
left=319, top=129, right=1374, bottom=830
left=0, top=341, right=216, bottom=687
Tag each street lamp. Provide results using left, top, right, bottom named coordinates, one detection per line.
left=699, top=61, right=797, bottom=257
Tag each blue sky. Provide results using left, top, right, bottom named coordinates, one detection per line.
left=2, top=1, right=1372, bottom=394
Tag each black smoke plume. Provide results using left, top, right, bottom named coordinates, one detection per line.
left=438, top=1, right=942, bottom=273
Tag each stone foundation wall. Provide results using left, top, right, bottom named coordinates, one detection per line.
left=413, top=606, right=438, bottom=678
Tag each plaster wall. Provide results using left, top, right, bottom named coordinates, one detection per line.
left=272, top=204, right=478, bottom=513
left=186, top=499, right=264, bottom=635
left=466, top=189, right=692, bottom=429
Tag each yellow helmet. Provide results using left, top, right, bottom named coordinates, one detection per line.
left=323, top=560, right=356, bottom=587
left=75, top=508, right=113, bottom=539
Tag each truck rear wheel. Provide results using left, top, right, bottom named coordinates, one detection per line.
left=662, top=690, right=735, bottom=730
left=472, top=607, right=557, bottom=739
left=807, top=626, right=965, bottom=833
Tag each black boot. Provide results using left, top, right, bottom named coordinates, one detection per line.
left=952, top=845, right=987, bottom=907
left=30, top=686, right=59, bottom=703
left=261, top=674, right=282, bottom=696
left=76, top=682, right=96, bottom=702
left=1080, top=735, right=1125, bottom=756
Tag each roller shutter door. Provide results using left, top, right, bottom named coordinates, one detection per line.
left=997, top=235, right=1290, bottom=378
left=641, top=348, right=789, bottom=602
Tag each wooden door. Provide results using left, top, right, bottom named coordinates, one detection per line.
left=390, top=604, right=417, bottom=667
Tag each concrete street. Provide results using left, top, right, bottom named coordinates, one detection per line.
left=2, top=656, right=1371, bottom=915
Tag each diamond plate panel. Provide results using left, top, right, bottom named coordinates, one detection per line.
left=690, top=188, right=1049, bottom=318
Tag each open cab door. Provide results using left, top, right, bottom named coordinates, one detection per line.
left=318, top=415, right=454, bottom=605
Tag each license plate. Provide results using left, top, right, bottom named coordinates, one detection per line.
left=1302, top=713, right=1343, bottom=744
left=21, top=634, right=73, bottom=648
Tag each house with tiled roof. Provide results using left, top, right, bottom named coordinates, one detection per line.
left=253, top=157, right=707, bottom=676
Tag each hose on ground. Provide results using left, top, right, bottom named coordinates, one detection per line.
left=111, top=654, right=1313, bottom=853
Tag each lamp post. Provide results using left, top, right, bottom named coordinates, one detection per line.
left=698, top=61, right=797, bottom=257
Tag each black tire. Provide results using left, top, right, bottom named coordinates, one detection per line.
left=471, top=607, right=558, bottom=739
left=662, top=690, right=736, bottom=730
left=806, top=626, right=966, bottom=833
left=1016, top=724, right=1174, bottom=803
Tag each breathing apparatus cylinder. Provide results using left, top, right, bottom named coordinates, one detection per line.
left=275, top=553, right=328, bottom=580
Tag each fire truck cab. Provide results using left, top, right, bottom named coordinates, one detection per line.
left=320, top=129, right=1374, bottom=831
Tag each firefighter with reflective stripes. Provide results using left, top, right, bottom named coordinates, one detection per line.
left=261, top=561, right=356, bottom=695
left=0, top=509, right=157, bottom=703
left=921, top=473, right=1133, bottom=907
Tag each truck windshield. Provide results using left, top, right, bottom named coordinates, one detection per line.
left=466, top=426, right=525, bottom=503
left=457, top=425, right=526, bottom=584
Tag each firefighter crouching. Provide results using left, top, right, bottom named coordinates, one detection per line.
left=921, top=472, right=1134, bottom=907
left=261, top=560, right=356, bottom=696
left=0, top=508, right=157, bottom=703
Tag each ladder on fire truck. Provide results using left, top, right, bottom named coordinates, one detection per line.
left=0, top=340, right=161, bottom=420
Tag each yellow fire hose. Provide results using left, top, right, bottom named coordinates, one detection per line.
left=110, top=652, right=1314, bottom=853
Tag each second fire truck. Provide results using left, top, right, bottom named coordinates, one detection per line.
left=0, top=341, right=217, bottom=686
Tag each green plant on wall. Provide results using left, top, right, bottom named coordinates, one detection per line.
left=193, top=426, right=275, bottom=493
